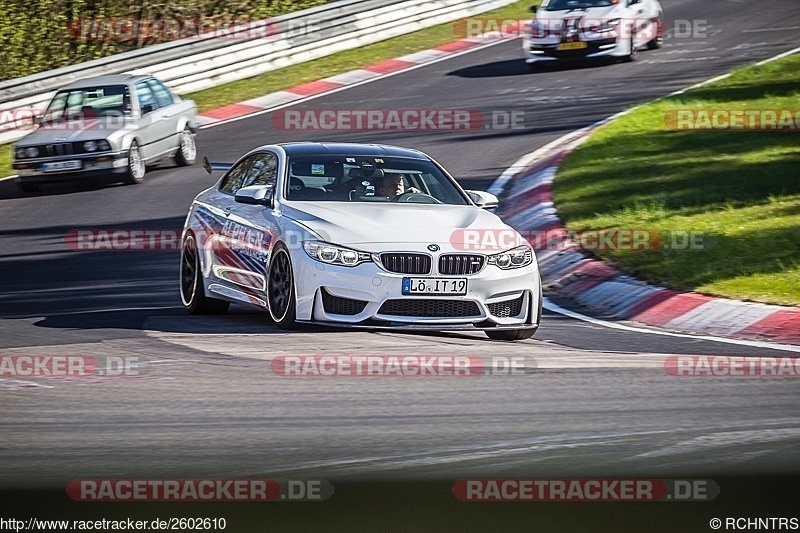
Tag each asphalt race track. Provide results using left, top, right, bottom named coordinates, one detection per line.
left=1, top=0, right=799, bottom=530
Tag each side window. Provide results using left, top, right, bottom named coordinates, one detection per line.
left=219, top=156, right=255, bottom=195
left=242, top=153, right=278, bottom=189
left=135, top=82, right=158, bottom=114
left=147, top=79, right=174, bottom=108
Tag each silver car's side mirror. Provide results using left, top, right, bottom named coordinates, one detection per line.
left=466, top=190, right=499, bottom=210
left=235, top=185, right=274, bottom=207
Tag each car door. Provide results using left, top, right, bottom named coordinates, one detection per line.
left=133, top=81, right=168, bottom=161
left=211, top=152, right=281, bottom=305
left=146, top=79, right=182, bottom=153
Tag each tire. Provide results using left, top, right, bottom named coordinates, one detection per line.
left=16, top=181, right=39, bottom=193
left=174, top=127, right=196, bottom=166
left=485, top=328, right=537, bottom=341
left=123, top=141, right=146, bottom=184
left=647, top=16, right=665, bottom=49
left=267, top=243, right=297, bottom=329
left=180, top=234, right=230, bottom=315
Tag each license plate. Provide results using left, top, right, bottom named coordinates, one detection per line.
left=402, top=278, right=467, bottom=296
left=557, top=41, right=588, bottom=50
left=42, top=160, right=82, bottom=172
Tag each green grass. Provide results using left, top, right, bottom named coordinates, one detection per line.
left=0, top=0, right=534, bottom=179
left=553, top=54, right=800, bottom=306
left=187, top=0, right=534, bottom=112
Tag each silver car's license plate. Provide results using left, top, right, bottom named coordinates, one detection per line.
left=402, top=278, right=467, bottom=296
left=42, top=160, right=82, bottom=172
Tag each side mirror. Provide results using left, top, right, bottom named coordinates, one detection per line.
left=235, top=185, right=274, bottom=207
left=33, top=115, right=44, bottom=126
left=466, top=190, right=499, bottom=210
left=530, top=5, right=538, bottom=13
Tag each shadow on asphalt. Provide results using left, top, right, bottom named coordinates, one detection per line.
left=447, top=57, right=617, bottom=79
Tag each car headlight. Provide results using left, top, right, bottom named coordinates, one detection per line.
left=24, top=147, right=39, bottom=158
left=303, top=242, right=372, bottom=267
left=15, top=147, right=26, bottom=159
left=97, top=140, right=112, bottom=151
left=83, top=141, right=98, bottom=152
left=488, top=245, right=533, bottom=270
left=596, top=18, right=620, bottom=33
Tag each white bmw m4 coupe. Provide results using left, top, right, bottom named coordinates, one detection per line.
left=180, top=142, right=542, bottom=341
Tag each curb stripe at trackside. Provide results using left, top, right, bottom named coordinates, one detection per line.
left=194, top=33, right=515, bottom=126
left=492, top=47, right=800, bottom=347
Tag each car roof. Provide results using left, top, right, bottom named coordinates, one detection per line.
left=60, top=74, right=151, bottom=90
left=277, top=142, right=429, bottom=159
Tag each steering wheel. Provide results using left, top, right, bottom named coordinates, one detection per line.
left=392, top=192, right=442, bottom=204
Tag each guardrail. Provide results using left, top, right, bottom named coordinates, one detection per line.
left=0, top=0, right=516, bottom=144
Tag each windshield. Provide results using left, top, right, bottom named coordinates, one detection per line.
left=42, top=85, right=131, bottom=123
left=543, top=0, right=619, bottom=10
left=285, top=155, right=469, bottom=205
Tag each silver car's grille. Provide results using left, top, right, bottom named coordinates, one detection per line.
left=380, top=253, right=431, bottom=275
left=46, top=143, right=74, bottom=157
left=378, top=299, right=481, bottom=318
left=438, top=254, right=485, bottom=275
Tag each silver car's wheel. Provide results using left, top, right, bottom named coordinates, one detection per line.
left=180, top=234, right=229, bottom=315
left=175, top=127, right=196, bottom=166
left=124, top=141, right=146, bottom=184
left=267, top=244, right=297, bottom=329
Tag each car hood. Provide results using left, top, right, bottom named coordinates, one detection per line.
left=281, top=202, right=519, bottom=251
left=16, top=118, right=131, bottom=146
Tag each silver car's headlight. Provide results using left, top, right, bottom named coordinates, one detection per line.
left=97, top=140, right=112, bottom=151
left=303, top=241, right=372, bottom=267
left=83, top=141, right=98, bottom=152
left=24, top=147, right=39, bottom=158
left=488, top=245, right=533, bottom=270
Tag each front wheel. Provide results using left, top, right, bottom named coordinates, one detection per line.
left=267, top=244, right=297, bottom=329
left=123, top=141, right=146, bottom=184
left=181, top=234, right=230, bottom=315
left=485, top=328, right=537, bottom=341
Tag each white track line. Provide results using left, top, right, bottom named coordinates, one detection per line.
left=543, top=298, right=800, bottom=353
